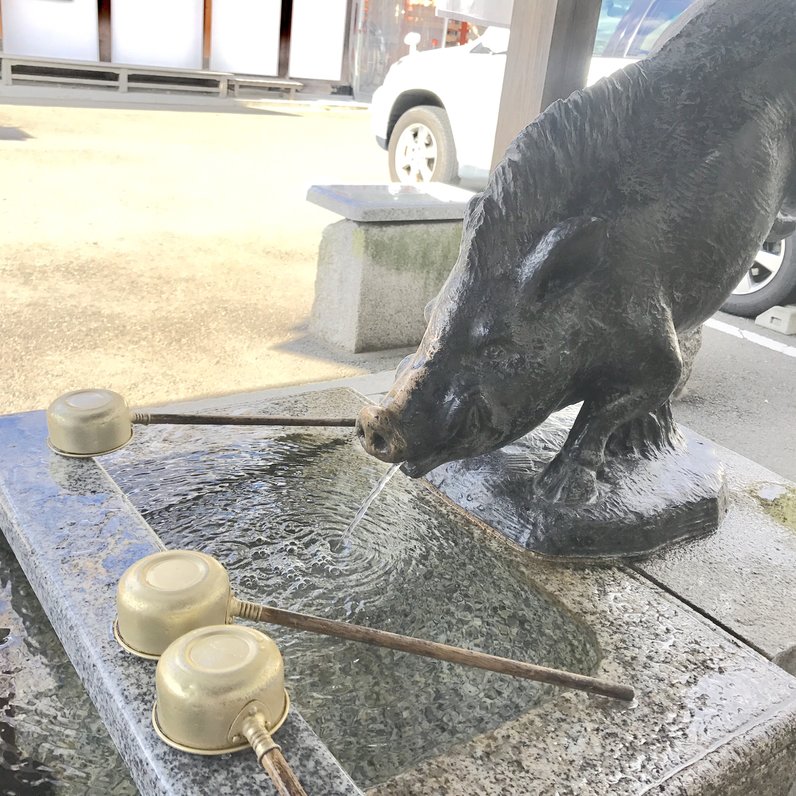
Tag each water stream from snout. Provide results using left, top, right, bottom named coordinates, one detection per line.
left=331, top=463, right=400, bottom=553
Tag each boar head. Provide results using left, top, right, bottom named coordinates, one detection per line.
left=357, top=200, right=607, bottom=477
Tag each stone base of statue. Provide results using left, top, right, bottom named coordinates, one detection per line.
left=425, top=405, right=728, bottom=560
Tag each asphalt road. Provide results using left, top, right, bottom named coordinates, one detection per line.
left=0, top=90, right=793, bottom=482
left=675, top=312, right=795, bottom=481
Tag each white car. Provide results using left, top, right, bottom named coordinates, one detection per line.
left=371, top=0, right=685, bottom=185
left=370, top=0, right=796, bottom=316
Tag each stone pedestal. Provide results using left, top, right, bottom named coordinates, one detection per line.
left=307, top=184, right=474, bottom=353
left=426, top=406, right=729, bottom=559
left=310, top=218, right=460, bottom=352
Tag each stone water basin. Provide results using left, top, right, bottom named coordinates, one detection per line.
left=103, top=389, right=600, bottom=789
left=3, top=384, right=796, bottom=795
left=0, top=536, right=137, bottom=795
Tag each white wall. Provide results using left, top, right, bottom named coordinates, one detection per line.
left=111, top=0, right=203, bottom=69
left=436, top=0, right=513, bottom=27
left=288, top=0, right=347, bottom=81
left=210, top=0, right=281, bottom=76
left=1, top=0, right=99, bottom=61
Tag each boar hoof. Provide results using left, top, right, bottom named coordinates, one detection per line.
left=536, top=454, right=599, bottom=506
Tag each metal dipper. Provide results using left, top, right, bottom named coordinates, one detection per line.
left=47, top=389, right=355, bottom=457
left=154, top=624, right=306, bottom=795
left=116, top=549, right=635, bottom=702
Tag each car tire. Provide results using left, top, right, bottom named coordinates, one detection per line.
left=722, top=236, right=796, bottom=317
left=388, top=105, right=458, bottom=184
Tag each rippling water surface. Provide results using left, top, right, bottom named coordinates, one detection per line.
left=0, top=537, right=137, bottom=795
left=106, top=393, right=599, bottom=788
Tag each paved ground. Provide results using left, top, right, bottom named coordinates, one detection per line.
left=0, top=92, right=406, bottom=415
left=0, top=90, right=793, bottom=482
left=676, top=315, right=796, bottom=481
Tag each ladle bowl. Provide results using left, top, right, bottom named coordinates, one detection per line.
left=47, top=388, right=356, bottom=457
left=154, top=624, right=289, bottom=755
left=48, top=389, right=133, bottom=457
left=154, top=625, right=306, bottom=795
left=115, top=549, right=232, bottom=660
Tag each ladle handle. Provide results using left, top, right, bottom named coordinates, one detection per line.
left=242, top=715, right=308, bottom=796
left=261, top=748, right=308, bottom=796
left=132, top=412, right=355, bottom=428
left=233, top=600, right=635, bottom=702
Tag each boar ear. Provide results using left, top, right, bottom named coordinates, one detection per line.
left=520, top=216, right=607, bottom=301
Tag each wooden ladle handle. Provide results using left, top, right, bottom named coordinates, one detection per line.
left=242, top=715, right=308, bottom=796
left=235, top=599, right=635, bottom=702
left=260, top=747, right=308, bottom=796
left=133, top=412, right=355, bottom=428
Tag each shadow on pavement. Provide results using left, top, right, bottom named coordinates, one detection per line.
left=272, top=328, right=409, bottom=373
left=0, top=126, right=33, bottom=140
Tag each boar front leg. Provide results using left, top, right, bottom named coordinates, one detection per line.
left=536, top=332, right=684, bottom=505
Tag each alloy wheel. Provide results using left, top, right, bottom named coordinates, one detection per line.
left=394, top=123, right=438, bottom=182
left=733, top=240, right=787, bottom=296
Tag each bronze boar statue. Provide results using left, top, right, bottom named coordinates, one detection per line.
left=356, top=0, right=795, bottom=542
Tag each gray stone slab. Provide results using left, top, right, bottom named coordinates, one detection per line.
left=0, top=410, right=362, bottom=796
left=634, top=441, right=796, bottom=671
left=372, top=562, right=796, bottom=795
left=2, top=386, right=796, bottom=794
left=139, top=389, right=796, bottom=794
left=0, top=534, right=138, bottom=794
left=307, top=184, right=475, bottom=222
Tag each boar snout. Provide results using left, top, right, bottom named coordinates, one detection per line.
left=357, top=405, right=408, bottom=464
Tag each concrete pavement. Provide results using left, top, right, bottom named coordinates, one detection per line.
left=675, top=313, right=796, bottom=481
left=0, top=93, right=407, bottom=415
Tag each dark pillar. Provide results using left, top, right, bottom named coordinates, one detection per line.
left=278, top=0, right=293, bottom=77
left=491, top=0, right=602, bottom=169
left=98, top=0, right=111, bottom=62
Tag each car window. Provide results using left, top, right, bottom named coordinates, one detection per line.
left=593, top=0, right=635, bottom=57
left=626, top=0, right=693, bottom=56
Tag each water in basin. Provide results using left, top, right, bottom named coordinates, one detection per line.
left=105, top=390, right=599, bottom=789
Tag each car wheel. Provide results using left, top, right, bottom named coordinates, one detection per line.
left=721, top=236, right=796, bottom=317
left=388, top=105, right=458, bottom=184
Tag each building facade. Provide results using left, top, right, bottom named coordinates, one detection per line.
left=0, top=0, right=483, bottom=100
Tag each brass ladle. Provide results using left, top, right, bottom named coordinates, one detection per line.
left=116, top=550, right=635, bottom=702
left=47, top=389, right=354, bottom=457
left=154, top=624, right=306, bottom=795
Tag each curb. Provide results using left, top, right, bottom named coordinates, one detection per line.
left=0, top=84, right=370, bottom=113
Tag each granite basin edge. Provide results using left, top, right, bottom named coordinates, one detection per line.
left=0, top=409, right=364, bottom=796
